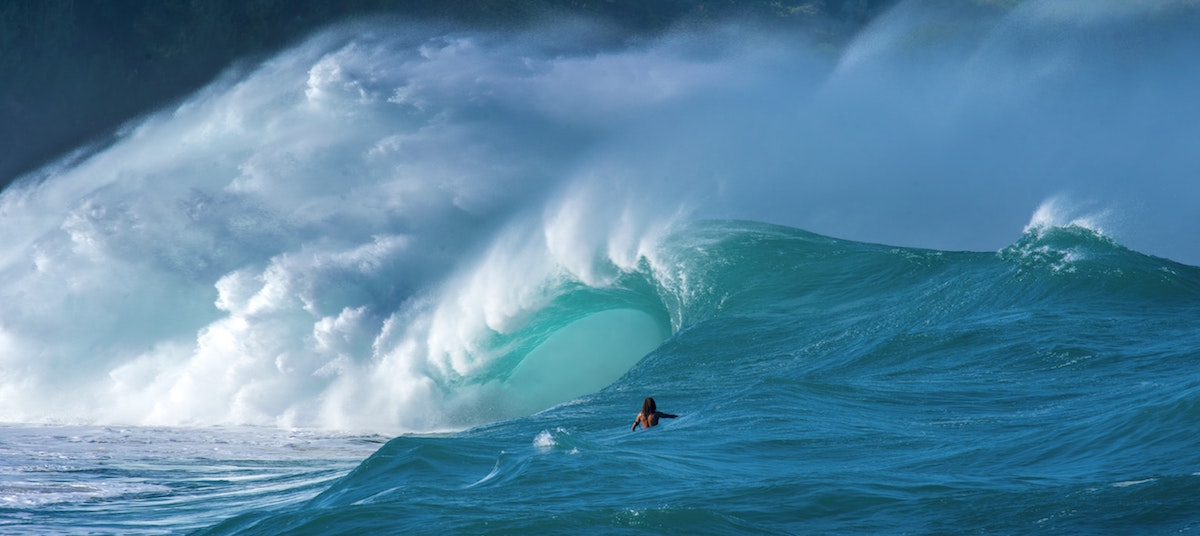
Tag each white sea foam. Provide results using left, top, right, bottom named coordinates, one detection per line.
left=533, top=430, right=557, bottom=451
left=0, top=21, right=715, bottom=432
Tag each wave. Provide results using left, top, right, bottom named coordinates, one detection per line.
left=1, top=2, right=1198, bottom=434
left=193, top=217, right=1200, bottom=534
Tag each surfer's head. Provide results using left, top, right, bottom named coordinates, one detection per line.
left=642, top=397, right=656, bottom=416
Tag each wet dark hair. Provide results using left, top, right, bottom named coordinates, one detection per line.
left=641, top=397, right=656, bottom=416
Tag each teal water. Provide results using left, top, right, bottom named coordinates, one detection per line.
left=195, top=221, right=1200, bottom=534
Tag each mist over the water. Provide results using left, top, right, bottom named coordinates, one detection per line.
left=1, top=0, right=1197, bottom=432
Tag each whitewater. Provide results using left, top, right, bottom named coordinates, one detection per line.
left=2, top=1, right=1199, bottom=533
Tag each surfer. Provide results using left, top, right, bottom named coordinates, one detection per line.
left=631, top=397, right=677, bottom=431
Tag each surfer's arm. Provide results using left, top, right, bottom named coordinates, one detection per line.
left=631, top=415, right=641, bottom=431
left=658, top=412, right=677, bottom=419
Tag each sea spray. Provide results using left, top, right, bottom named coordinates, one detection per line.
left=0, top=21, right=707, bottom=431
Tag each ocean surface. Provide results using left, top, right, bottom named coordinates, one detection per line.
left=2, top=1, right=1199, bottom=534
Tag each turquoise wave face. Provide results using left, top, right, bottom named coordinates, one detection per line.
left=199, top=220, right=1200, bottom=534
left=482, top=307, right=670, bottom=417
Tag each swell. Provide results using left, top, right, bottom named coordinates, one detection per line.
left=197, top=220, right=1200, bottom=534
left=649, top=220, right=1200, bottom=483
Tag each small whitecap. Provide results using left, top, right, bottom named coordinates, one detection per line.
left=533, top=430, right=556, bottom=451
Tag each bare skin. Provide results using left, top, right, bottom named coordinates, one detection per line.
left=631, top=397, right=677, bottom=431
left=631, top=411, right=677, bottom=431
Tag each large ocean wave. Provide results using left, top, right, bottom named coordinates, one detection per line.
left=191, top=217, right=1200, bottom=534
left=1, top=1, right=1198, bottom=436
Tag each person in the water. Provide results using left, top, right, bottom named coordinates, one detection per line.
left=631, top=397, right=677, bottom=431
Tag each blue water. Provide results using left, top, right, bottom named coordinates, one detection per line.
left=2, top=1, right=1199, bottom=534
left=186, top=221, right=1200, bottom=534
